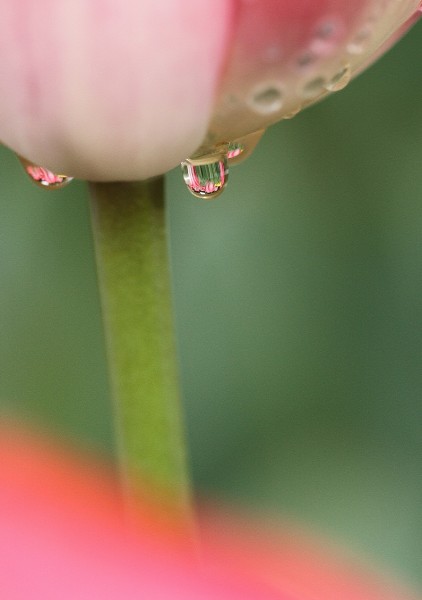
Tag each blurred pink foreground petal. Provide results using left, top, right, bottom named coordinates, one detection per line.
left=0, top=426, right=419, bottom=600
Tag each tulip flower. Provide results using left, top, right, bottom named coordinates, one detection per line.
left=1, top=6, right=420, bottom=598
left=0, top=0, right=420, bottom=182
left=0, top=425, right=419, bottom=600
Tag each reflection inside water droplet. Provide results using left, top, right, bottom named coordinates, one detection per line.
left=227, top=142, right=244, bottom=160
left=181, top=156, right=228, bottom=199
left=325, top=64, right=351, bottom=92
left=19, top=157, right=73, bottom=189
left=225, top=130, right=265, bottom=166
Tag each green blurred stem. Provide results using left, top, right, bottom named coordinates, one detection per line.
left=89, top=179, right=192, bottom=522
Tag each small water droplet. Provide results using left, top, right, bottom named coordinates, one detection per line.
left=347, top=26, right=372, bottom=55
left=248, top=82, right=284, bottom=115
left=297, top=51, right=318, bottom=69
left=310, top=17, right=344, bottom=56
left=283, top=105, right=302, bottom=119
left=315, top=20, right=337, bottom=40
left=227, top=142, right=244, bottom=160
left=19, top=157, right=73, bottom=189
left=181, top=155, right=228, bottom=200
left=225, top=130, right=265, bottom=166
left=325, top=64, right=351, bottom=92
left=302, top=77, right=326, bottom=99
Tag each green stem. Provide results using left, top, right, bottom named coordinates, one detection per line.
left=89, top=178, right=192, bottom=523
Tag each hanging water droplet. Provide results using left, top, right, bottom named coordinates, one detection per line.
left=226, top=130, right=265, bottom=166
left=227, top=142, right=244, bottom=160
left=19, top=157, right=73, bottom=189
left=247, top=82, right=284, bottom=115
left=325, top=64, right=351, bottom=92
left=226, top=129, right=265, bottom=166
left=181, top=155, right=228, bottom=199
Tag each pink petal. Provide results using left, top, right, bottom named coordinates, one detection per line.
left=1, top=425, right=420, bottom=600
left=200, top=508, right=421, bottom=600
left=200, top=0, right=421, bottom=148
left=0, top=0, right=419, bottom=180
left=0, top=426, right=285, bottom=600
left=0, top=0, right=233, bottom=180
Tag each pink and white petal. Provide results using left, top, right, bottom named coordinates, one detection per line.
left=0, top=0, right=233, bottom=180
left=0, top=0, right=419, bottom=181
left=202, top=0, right=421, bottom=148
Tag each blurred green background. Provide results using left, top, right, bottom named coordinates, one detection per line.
left=1, top=22, right=421, bottom=589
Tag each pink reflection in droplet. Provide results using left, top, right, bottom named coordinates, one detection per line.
left=26, top=165, right=66, bottom=186
left=227, top=147, right=243, bottom=159
left=18, top=157, right=74, bottom=189
left=183, top=159, right=227, bottom=199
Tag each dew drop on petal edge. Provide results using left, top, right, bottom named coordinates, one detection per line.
left=227, top=141, right=245, bottom=160
left=225, top=130, right=266, bottom=167
left=18, top=157, right=74, bottom=189
left=325, top=64, right=351, bottom=92
left=181, top=156, right=228, bottom=200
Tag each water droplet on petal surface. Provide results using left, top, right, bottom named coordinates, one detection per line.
left=248, top=82, right=284, bottom=115
left=325, top=64, right=351, bottom=92
left=227, top=142, right=244, bottom=160
left=181, top=155, right=228, bottom=200
left=283, top=105, right=302, bottom=120
left=296, top=52, right=318, bottom=70
left=310, top=17, right=345, bottom=57
left=302, top=77, right=326, bottom=99
left=226, top=130, right=265, bottom=166
left=19, top=157, right=73, bottom=189
left=347, top=26, right=372, bottom=55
